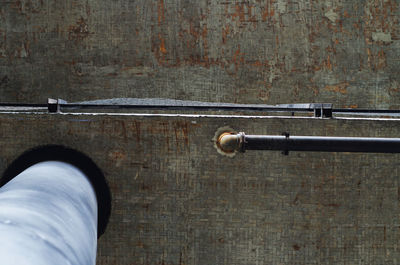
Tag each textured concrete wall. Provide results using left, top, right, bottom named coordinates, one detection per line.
left=1, top=112, right=400, bottom=264
left=1, top=0, right=399, bottom=107
left=1, top=0, right=400, bottom=264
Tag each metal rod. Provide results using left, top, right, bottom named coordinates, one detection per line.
left=3, top=100, right=400, bottom=117
left=0, top=161, right=98, bottom=265
left=57, top=104, right=316, bottom=113
left=218, top=133, right=400, bottom=154
left=333, top=108, right=400, bottom=114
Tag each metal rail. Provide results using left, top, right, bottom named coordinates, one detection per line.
left=1, top=99, right=400, bottom=118
left=45, top=99, right=333, bottom=116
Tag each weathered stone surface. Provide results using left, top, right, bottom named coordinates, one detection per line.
left=1, top=112, right=400, bottom=264
left=1, top=0, right=399, bottom=108
left=2, top=0, right=400, bottom=264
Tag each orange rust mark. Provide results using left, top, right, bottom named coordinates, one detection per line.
left=325, top=46, right=335, bottom=53
left=68, top=17, right=89, bottom=41
left=100, top=120, right=130, bottom=140
left=182, top=124, right=189, bottom=146
left=324, top=82, right=349, bottom=94
left=174, top=121, right=190, bottom=146
left=322, top=55, right=333, bottom=71
left=201, top=24, right=209, bottom=62
left=338, top=20, right=344, bottom=34
left=188, top=21, right=205, bottom=40
left=343, top=10, right=350, bottom=18
left=174, top=127, right=180, bottom=149
left=252, top=61, right=262, bottom=67
left=132, top=121, right=141, bottom=143
left=173, top=124, right=190, bottom=153
left=232, top=46, right=245, bottom=72
left=201, top=25, right=208, bottom=39
left=246, top=4, right=257, bottom=23
left=159, top=35, right=167, bottom=54
left=157, top=0, right=165, bottom=25
left=159, top=122, right=170, bottom=151
left=343, top=104, right=358, bottom=108
left=232, top=4, right=246, bottom=22
left=108, top=151, right=126, bottom=165
left=222, top=25, right=230, bottom=44
left=173, top=21, right=210, bottom=66
left=152, top=33, right=167, bottom=65
left=270, top=9, right=275, bottom=17
left=261, top=0, right=275, bottom=22
left=118, top=120, right=127, bottom=140
left=375, top=50, right=387, bottom=70
left=250, top=60, right=269, bottom=68
left=136, top=241, right=146, bottom=248
left=262, top=0, right=275, bottom=21
left=366, top=48, right=387, bottom=70
left=227, top=2, right=257, bottom=23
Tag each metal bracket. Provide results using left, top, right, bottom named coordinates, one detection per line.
left=238, top=132, right=246, bottom=153
left=48, top=98, right=67, bottom=113
left=310, top=103, right=333, bottom=118
left=276, top=103, right=333, bottom=118
left=281, top=132, right=290, bottom=155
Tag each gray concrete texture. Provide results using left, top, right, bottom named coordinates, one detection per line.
left=2, top=0, right=400, bottom=264
left=1, top=113, right=400, bottom=264
left=0, top=0, right=399, bottom=107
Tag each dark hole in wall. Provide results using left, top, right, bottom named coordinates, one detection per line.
left=1, top=145, right=111, bottom=238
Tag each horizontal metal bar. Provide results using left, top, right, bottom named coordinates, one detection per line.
left=0, top=103, right=47, bottom=107
left=333, top=108, right=400, bottom=114
left=58, top=104, right=315, bottom=112
left=46, top=99, right=329, bottom=114
left=3, top=100, right=400, bottom=117
left=217, top=132, right=400, bottom=154
left=244, top=135, right=400, bottom=153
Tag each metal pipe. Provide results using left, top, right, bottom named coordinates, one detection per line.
left=218, top=132, right=400, bottom=154
left=0, top=161, right=98, bottom=265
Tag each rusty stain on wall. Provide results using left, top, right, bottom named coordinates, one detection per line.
left=68, top=17, right=90, bottom=42
left=0, top=1, right=399, bottom=105
left=324, top=82, right=349, bottom=94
